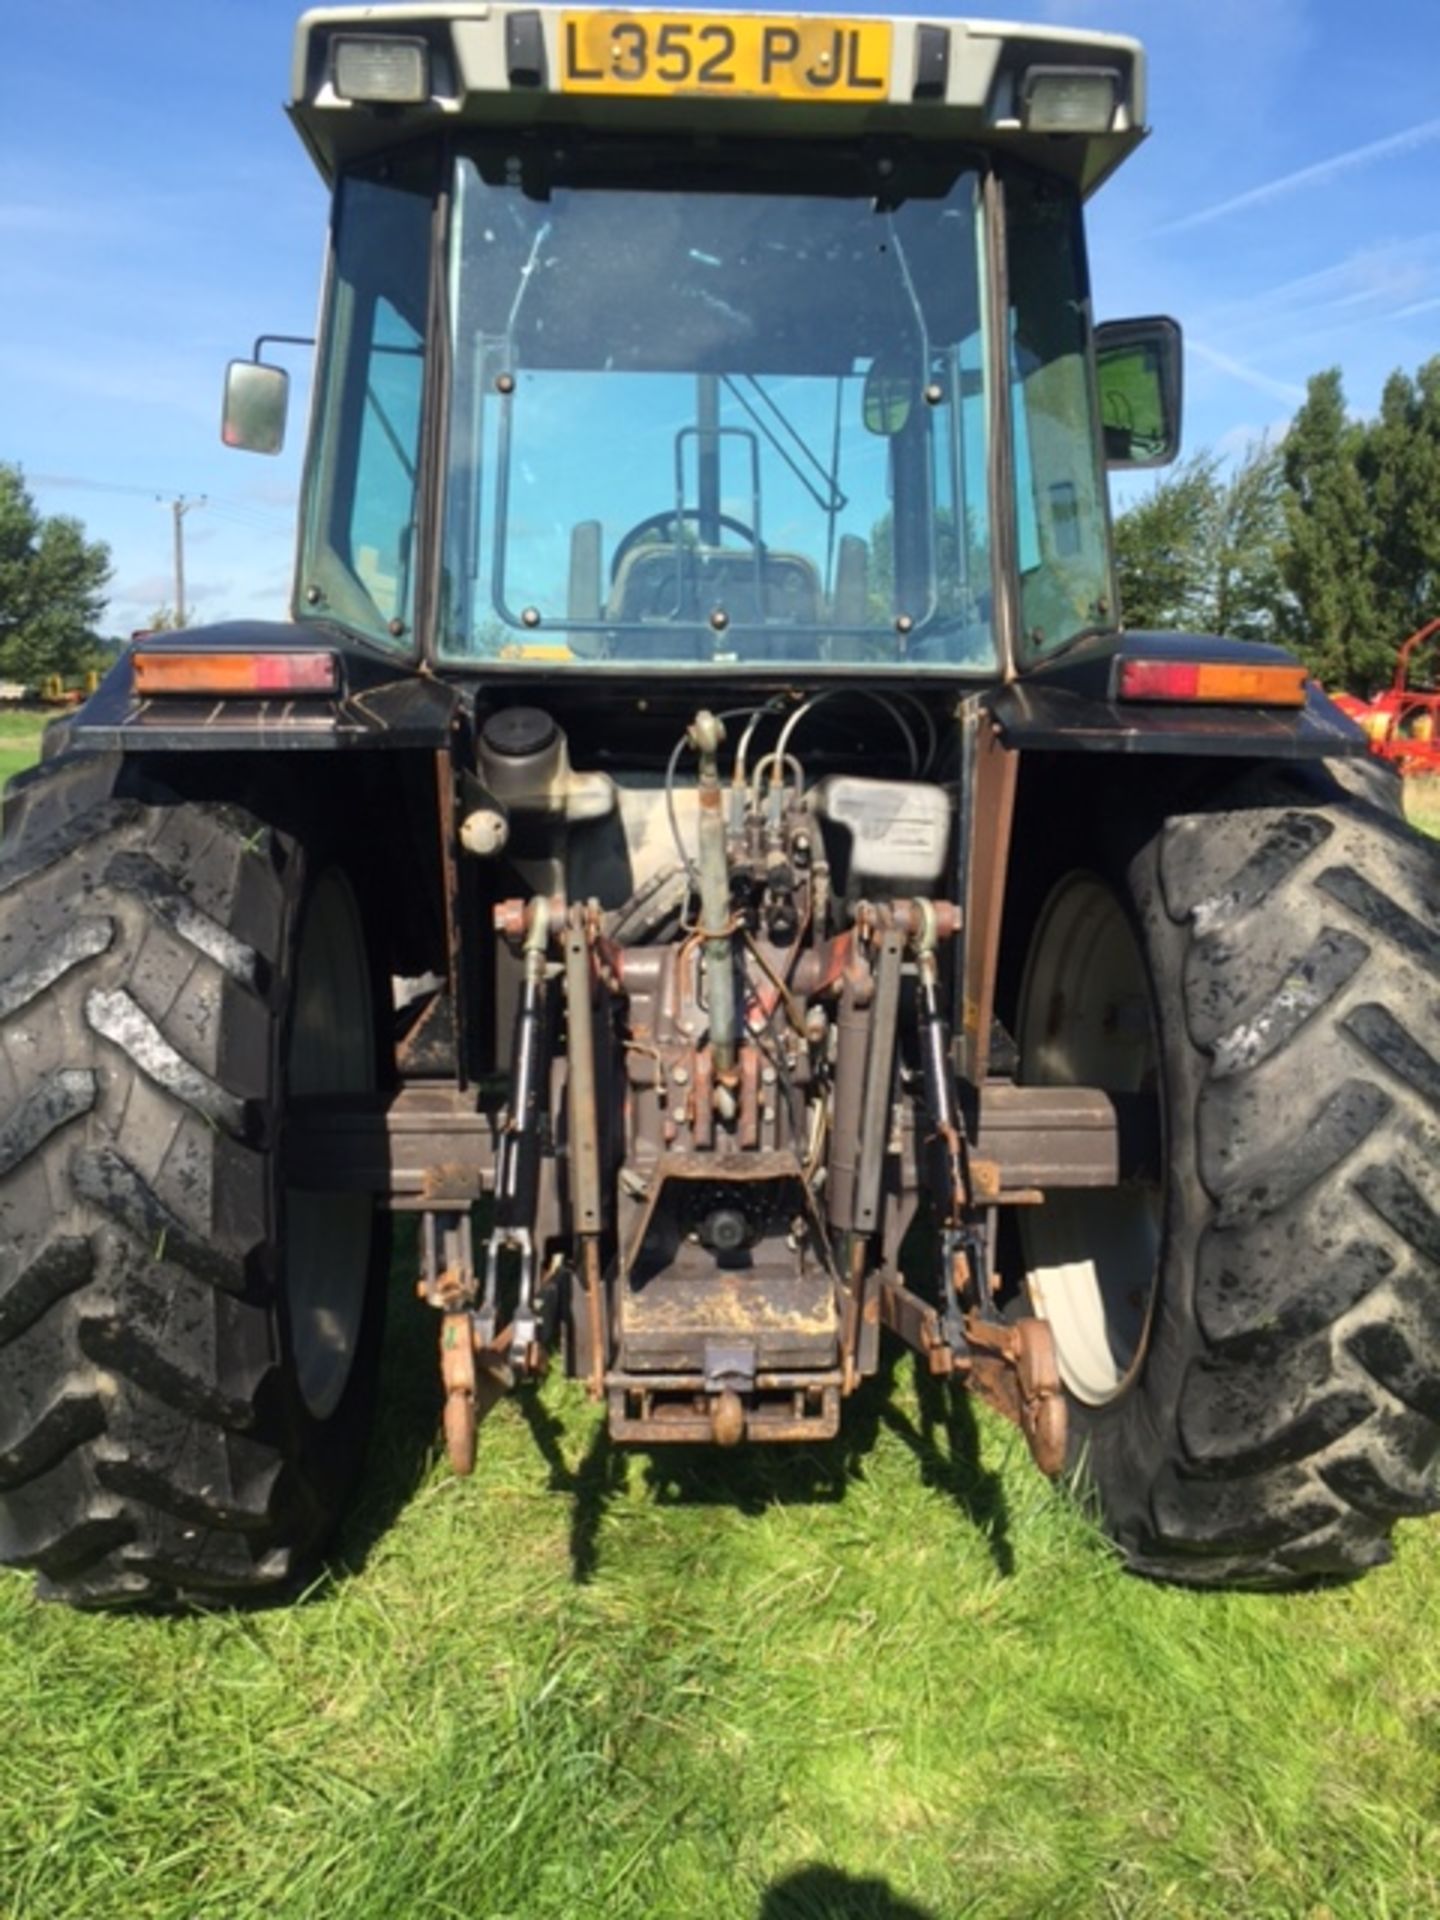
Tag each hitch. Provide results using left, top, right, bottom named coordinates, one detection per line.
left=419, top=1212, right=515, bottom=1475
left=874, top=1250, right=1067, bottom=1480
left=959, top=1312, right=1067, bottom=1480
left=875, top=929, right=1069, bottom=1479
left=420, top=893, right=562, bottom=1473
left=949, top=1232, right=1066, bottom=1477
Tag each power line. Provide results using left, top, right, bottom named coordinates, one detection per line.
left=30, top=471, right=174, bottom=501
left=31, top=471, right=290, bottom=526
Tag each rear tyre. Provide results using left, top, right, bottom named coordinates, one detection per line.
left=0, top=756, right=387, bottom=1607
left=1015, top=762, right=1440, bottom=1586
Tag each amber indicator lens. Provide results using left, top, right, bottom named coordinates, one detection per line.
left=1118, top=659, right=1308, bottom=706
left=133, top=651, right=338, bottom=696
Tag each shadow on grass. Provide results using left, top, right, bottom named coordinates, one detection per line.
left=514, top=1344, right=1014, bottom=1586
left=515, top=1386, right=628, bottom=1583
left=879, top=1356, right=1015, bottom=1577
left=329, top=1236, right=445, bottom=1586
left=759, top=1865, right=940, bottom=1919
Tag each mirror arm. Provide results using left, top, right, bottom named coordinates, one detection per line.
left=252, top=332, right=316, bottom=363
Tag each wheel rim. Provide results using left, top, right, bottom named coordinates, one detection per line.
left=284, top=869, right=375, bottom=1421
left=1016, top=874, right=1163, bottom=1408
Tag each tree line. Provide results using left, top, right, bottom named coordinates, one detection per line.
left=1115, top=356, right=1440, bottom=693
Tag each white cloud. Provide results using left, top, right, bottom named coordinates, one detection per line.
left=1212, top=421, right=1291, bottom=463
left=1188, top=341, right=1307, bottom=406
left=112, top=574, right=178, bottom=609
left=1159, top=117, right=1440, bottom=235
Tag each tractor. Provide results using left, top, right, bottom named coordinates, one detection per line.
left=2, top=5, right=1438, bottom=1609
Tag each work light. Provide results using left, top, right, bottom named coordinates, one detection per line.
left=1020, top=66, right=1120, bottom=134
left=331, top=35, right=430, bottom=104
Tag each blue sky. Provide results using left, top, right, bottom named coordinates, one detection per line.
left=5, top=0, right=1439, bottom=636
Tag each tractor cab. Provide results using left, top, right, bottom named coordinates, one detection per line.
left=229, top=5, right=1177, bottom=677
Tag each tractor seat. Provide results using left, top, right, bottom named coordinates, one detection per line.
left=607, top=544, right=823, bottom=660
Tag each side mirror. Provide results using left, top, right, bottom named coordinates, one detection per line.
left=1095, top=317, right=1182, bottom=469
left=221, top=360, right=290, bottom=456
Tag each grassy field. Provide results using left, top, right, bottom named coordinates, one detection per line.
left=0, top=709, right=49, bottom=790
left=1, top=1310, right=1439, bottom=1920
left=2, top=731, right=1439, bottom=1917
left=1406, top=775, right=1440, bottom=839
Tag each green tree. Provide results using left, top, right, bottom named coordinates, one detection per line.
left=1114, top=453, right=1219, bottom=631
left=141, top=604, right=197, bottom=634
left=1278, top=370, right=1384, bottom=689
left=1114, top=441, right=1287, bottom=640
left=0, top=464, right=111, bottom=685
left=1358, top=355, right=1440, bottom=654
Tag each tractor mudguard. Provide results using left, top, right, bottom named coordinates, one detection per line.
left=988, top=630, right=1368, bottom=761
left=59, top=622, right=455, bottom=759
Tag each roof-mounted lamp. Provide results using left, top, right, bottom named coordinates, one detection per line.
left=331, top=35, right=430, bottom=104
left=1020, top=66, right=1121, bottom=134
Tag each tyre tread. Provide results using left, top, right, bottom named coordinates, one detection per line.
left=1101, top=769, right=1440, bottom=1585
left=0, top=764, right=372, bottom=1609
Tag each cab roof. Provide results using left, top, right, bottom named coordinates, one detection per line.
left=289, top=4, right=1146, bottom=195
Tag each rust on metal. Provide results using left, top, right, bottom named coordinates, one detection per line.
left=285, top=1078, right=1141, bottom=1211
left=422, top=1162, right=487, bottom=1205
left=622, top=1269, right=837, bottom=1341
left=791, top=927, right=854, bottom=1000
left=973, top=1083, right=1143, bottom=1189
left=284, top=1085, right=497, bottom=1208
left=737, top=1044, right=761, bottom=1150
left=876, top=1276, right=954, bottom=1376
left=441, top=1310, right=479, bottom=1475
left=866, top=898, right=961, bottom=943
left=608, top=1382, right=840, bottom=1445
left=492, top=894, right=567, bottom=944
left=711, top=1388, right=747, bottom=1446
left=874, top=1276, right=1067, bottom=1476
left=967, top=1154, right=1002, bottom=1202
left=579, top=1240, right=606, bottom=1401
left=396, top=987, right=457, bottom=1076
left=962, top=1311, right=1067, bottom=1478
left=692, top=1044, right=715, bottom=1149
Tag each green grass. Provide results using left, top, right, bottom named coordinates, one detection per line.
left=2, top=1282, right=1439, bottom=1920
left=2, top=720, right=1439, bottom=1913
left=1405, top=776, right=1440, bottom=839
left=0, top=747, right=40, bottom=788
left=0, top=709, right=54, bottom=792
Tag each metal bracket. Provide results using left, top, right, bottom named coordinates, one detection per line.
left=960, top=1312, right=1067, bottom=1479
left=420, top=1210, right=475, bottom=1311
left=704, top=1340, right=758, bottom=1393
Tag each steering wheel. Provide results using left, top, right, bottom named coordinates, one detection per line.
left=608, top=508, right=763, bottom=585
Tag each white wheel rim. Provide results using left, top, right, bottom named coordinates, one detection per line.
left=1016, top=874, right=1162, bottom=1407
left=284, top=869, right=375, bottom=1420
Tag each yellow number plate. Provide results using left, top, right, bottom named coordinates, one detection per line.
left=560, top=12, right=892, bottom=102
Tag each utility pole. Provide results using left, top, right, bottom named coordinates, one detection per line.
left=163, top=494, right=205, bottom=628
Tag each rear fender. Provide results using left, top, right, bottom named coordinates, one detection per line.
left=987, top=630, right=1366, bottom=761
